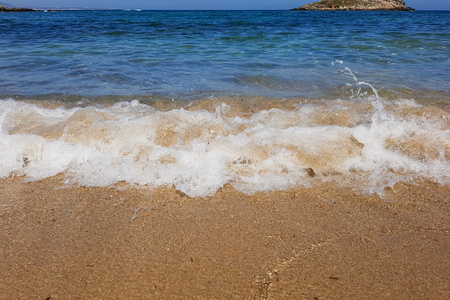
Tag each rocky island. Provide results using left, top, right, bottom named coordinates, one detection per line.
left=0, top=5, right=35, bottom=12
left=292, top=0, right=415, bottom=11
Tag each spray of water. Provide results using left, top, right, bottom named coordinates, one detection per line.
left=0, top=66, right=448, bottom=197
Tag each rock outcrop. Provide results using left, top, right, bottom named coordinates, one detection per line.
left=0, top=5, right=35, bottom=12
left=292, top=0, right=414, bottom=11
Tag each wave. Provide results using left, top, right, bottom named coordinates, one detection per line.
left=1, top=89, right=448, bottom=198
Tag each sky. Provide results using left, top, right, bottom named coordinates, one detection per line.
left=6, top=0, right=450, bottom=11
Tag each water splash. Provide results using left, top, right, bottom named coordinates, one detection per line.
left=0, top=81, right=448, bottom=198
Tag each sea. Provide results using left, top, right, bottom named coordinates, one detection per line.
left=0, top=10, right=449, bottom=197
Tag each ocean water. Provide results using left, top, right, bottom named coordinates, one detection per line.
left=0, top=10, right=449, bottom=197
left=1, top=10, right=449, bottom=99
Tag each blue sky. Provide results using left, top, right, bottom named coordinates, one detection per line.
left=7, top=1, right=450, bottom=10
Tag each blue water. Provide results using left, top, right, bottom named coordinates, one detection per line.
left=0, top=10, right=449, bottom=100
left=1, top=10, right=449, bottom=196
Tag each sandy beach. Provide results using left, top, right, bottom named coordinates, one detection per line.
left=1, top=177, right=448, bottom=299
left=1, top=7, right=449, bottom=299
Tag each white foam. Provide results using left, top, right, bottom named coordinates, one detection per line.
left=0, top=96, right=448, bottom=197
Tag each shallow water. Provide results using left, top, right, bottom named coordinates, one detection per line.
left=0, top=10, right=449, bottom=99
left=1, top=91, right=448, bottom=197
left=0, top=10, right=449, bottom=197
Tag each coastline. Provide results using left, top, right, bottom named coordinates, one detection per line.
left=0, top=9, right=448, bottom=299
left=291, top=0, right=415, bottom=11
left=1, top=177, right=448, bottom=299
left=291, top=7, right=415, bottom=11
left=0, top=7, right=35, bottom=12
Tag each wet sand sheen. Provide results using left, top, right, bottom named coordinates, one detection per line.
left=0, top=177, right=448, bottom=299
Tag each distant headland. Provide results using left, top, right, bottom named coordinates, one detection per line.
left=292, top=0, right=415, bottom=11
left=0, top=4, right=35, bottom=12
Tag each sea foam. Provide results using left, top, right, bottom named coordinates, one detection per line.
left=0, top=94, right=448, bottom=197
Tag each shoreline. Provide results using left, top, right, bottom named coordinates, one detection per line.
left=0, top=94, right=323, bottom=114
left=1, top=95, right=448, bottom=198
left=2, top=85, right=449, bottom=108
left=1, top=177, right=448, bottom=298
left=0, top=7, right=35, bottom=12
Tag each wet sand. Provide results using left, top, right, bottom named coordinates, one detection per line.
left=0, top=177, right=449, bottom=299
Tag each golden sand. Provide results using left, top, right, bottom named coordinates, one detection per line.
left=0, top=177, right=448, bottom=299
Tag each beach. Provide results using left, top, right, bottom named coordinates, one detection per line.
left=0, top=177, right=448, bottom=299
left=1, top=9, right=449, bottom=299
left=1, top=93, right=449, bottom=298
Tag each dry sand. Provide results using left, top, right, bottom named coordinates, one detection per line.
left=0, top=177, right=449, bottom=299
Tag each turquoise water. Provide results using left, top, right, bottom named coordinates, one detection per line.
left=1, top=10, right=449, bottom=99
